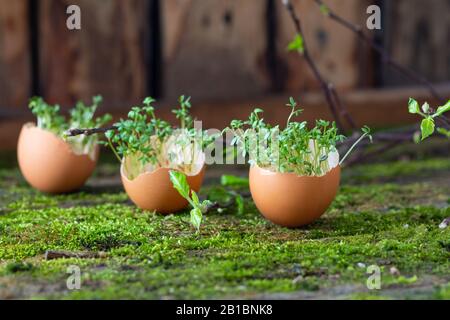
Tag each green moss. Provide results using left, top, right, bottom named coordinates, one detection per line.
left=0, top=153, right=449, bottom=299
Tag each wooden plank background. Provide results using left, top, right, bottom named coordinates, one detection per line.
left=39, top=0, right=150, bottom=109
left=0, top=0, right=30, bottom=109
left=0, top=0, right=448, bottom=143
left=382, top=0, right=450, bottom=87
left=162, top=0, right=271, bottom=101
left=275, top=0, right=373, bottom=93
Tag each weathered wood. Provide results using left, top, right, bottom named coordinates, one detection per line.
left=162, top=0, right=271, bottom=101
left=275, top=0, right=372, bottom=93
left=3, top=85, right=450, bottom=150
left=44, top=250, right=107, bottom=260
left=0, top=0, right=31, bottom=109
left=382, top=0, right=450, bottom=86
left=39, top=0, right=150, bottom=108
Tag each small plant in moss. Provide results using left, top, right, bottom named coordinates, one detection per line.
left=29, top=95, right=112, bottom=156
left=225, top=97, right=372, bottom=176
left=169, top=170, right=212, bottom=233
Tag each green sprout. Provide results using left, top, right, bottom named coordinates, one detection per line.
left=28, top=95, right=111, bottom=155
left=169, top=170, right=212, bottom=233
left=104, top=96, right=216, bottom=179
left=226, top=97, right=371, bottom=176
left=408, top=98, right=450, bottom=141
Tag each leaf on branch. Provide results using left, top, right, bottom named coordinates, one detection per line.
left=420, top=118, right=435, bottom=140
left=437, top=128, right=450, bottom=138
left=408, top=98, right=420, bottom=114
left=320, top=4, right=330, bottom=16
left=288, top=34, right=304, bottom=54
left=435, top=100, right=450, bottom=117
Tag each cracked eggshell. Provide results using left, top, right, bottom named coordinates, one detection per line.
left=121, top=163, right=205, bottom=214
left=17, top=123, right=98, bottom=193
left=249, top=165, right=341, bottom=227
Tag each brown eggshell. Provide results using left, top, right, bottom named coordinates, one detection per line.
left=17, top=123, right=98, bottom=193
left=249, top=165, right=341, bottom=227
left=121, top=165, right=205, bottom=214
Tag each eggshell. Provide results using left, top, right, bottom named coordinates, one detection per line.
left=121, top=164, right=205, bottom=214
left=17, top=123, right=98, bottom=193
left=249, top=165, right=341, bottom=227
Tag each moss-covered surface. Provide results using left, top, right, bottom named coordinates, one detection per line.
left=0, top=148, right=449, bottom=300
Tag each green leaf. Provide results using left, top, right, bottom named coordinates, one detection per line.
left=437, top=127, right=450, bottom=138
left=287, top=34, right=304, bottom=54
left=191, top=190, right=200, bottom=207
left=190, top=208, right=202, bottom=233
left=320, top=4, right=330, bottom=16
left=169, top=170, right=190, bottom=200
left=220, top=175, right=249, bottom=187
left=420, top=117, right=435, bottom=140
left=408, top=98, right=420, bottom=114
left=435, top=100, right=450, bottom=117
left=105, top=130, right=115, bottom=140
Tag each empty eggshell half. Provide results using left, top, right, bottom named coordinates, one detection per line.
left=17, top=123, right=98, bottom=193
left=249, top=163, right=341, bottom=227
left=120, top=156, right=206, bottom=214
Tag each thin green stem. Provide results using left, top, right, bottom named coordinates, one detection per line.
left=339, top=132, right=369, bottom=165
left=107, top=137, right=122, bottom=163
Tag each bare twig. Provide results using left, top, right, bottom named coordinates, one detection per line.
left=65, top=125, right=117, bottom=137
left=44, top=250, right=107, bottom=260
left=313, top=0, right=446, bottom=105
left=282, top=0, right=355, bottom=132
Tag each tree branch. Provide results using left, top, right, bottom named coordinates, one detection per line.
left=313, top=0, right=446, bottom=105
left=65, top=125, right=117, bottom=137
left=282, top=0, right=356, bottom=133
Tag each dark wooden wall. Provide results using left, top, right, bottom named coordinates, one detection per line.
left=0, top=0, right=448, bottom=116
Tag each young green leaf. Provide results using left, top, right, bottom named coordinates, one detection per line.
left=434, top=100, right=450, bottom=117
left=408, top=98, right=420, bottom=114
left=437, top=127, right=450, bottom=138
left=190, top=208, right=202, bottom=233
left=287, top=34, right=304, bottom=54
left=191, top=190, right=200, bottom=207
left=420, top=117, right=435, bottom=140
left=169, top=170, right=190, bottom=200
left=320, top=4, right=330, bottom=16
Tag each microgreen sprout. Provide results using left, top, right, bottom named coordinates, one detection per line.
left=408, top=98, right=450, bottom=140
left=104, top=96, right=215, bottom=180
left=226, top=97, right=371, bottom=176
left=169, top=170, right=212, bottom=233
left=339, top=126, right=372, bottom=165
left=28, top=96, right=111, bottom=158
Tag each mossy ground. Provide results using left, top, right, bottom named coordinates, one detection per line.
left=0, top=142, right=449, bottom=300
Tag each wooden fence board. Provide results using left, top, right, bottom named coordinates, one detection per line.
left=275, top=0, right=372, bottom=93
left=162, top=0, right=271, bottom=102
left=39, top=0, right=150, bottom=109
left=0, top=0, right=30, bottom=109
left=382, top=0, right=450, bottom=86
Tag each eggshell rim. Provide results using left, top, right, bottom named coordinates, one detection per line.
left=251, top=162, right=340, bottom=178
left=120, top=154, right=206, bottom=183
left=21, top=122, right=98, bottom=160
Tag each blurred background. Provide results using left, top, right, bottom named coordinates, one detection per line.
left=0, top=0, right=449, bottom=149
